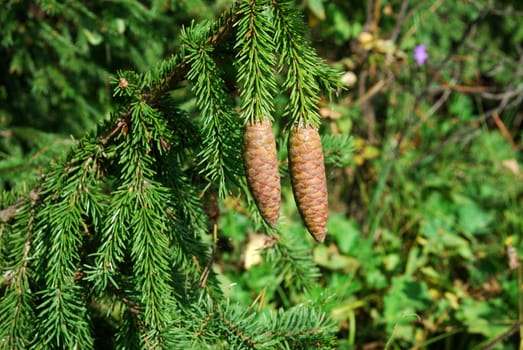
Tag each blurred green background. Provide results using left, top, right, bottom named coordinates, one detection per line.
left=1, top=0, right=522, bottom=349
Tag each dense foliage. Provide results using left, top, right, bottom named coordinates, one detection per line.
left=1, top=0, right=523, bottom=349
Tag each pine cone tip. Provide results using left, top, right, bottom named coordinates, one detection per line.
left=313, top=230, right=326, bottom=243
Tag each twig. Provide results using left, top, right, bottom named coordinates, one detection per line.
left=426, top=84, right=451, bottom=117
left=390, top=0, right=415, bottom=43
left=0, top=197, right=25, bottom=223
left=354, top=78, right=387, bottom=107
left=408, top=128, right=481, bottom=170
left=372, top=0, right=381, bottom=35
left=492, top=111, right=517, bottom=149
left=481, top=320, right=523, bottom=350
left=194, top=299, right=217, bottom=337
left=413, top=10, right=489, bottom=106
left=364, top=0, right=374, bottom=32
left=152, top=6, right=239, bottom=104
left=481, top=85, right=523, bottom=101
left=108, top=284, right=141, bottom=314
left=0, top=190, right=39, bottom=223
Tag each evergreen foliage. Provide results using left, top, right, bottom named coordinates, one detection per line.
left=271, top=0, right=341, bottom=128
left=0, top=1, right=351, bottom=349
left=235, top=0, right=277, bottom=125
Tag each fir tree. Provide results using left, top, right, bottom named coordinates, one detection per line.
left=0, top=1, right=352, bottom=349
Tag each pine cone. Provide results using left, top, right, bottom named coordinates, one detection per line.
left=288, top=125, right=328, bottom=242
left=243, top=119, right=281, bottom=227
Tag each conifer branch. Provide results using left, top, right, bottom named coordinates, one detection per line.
left=183, top=22, right=243, bottom=198
left=0, top=189, right=39, bottom=349
left=270, top=0, right=322, bottom=127
left=99, top=5, right=240, bottom=152
left=265, top=306, right=336, bottom=348
left=269, top=0, right=342, bottom=128
left=322, top=134, right=354, bottom=167
left=218, top=304, right=274, bottom=349
left=30, top=140, right=108, bottom=349
left=264, top=230, right=321, bottom=291
left=88, top=101, right=180, bottom=347
left=194, top=301, right=217, bottom=338
left=191, top=297, right=335, bottom=349
left=1, top=2, right=342, bottom=348
left=155, top=6, right=240, bottom=102
left=235, top=0, right=277, bottom=124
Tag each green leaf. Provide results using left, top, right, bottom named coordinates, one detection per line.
left=383, top=275, right=432, bottom=340
left=452, top=194, right=494, bottom=236
left=455, top=298, right=508, bottom=339
left=327, top=213, right=361, bottom=255
left=314, top=244, right=359, bottom=271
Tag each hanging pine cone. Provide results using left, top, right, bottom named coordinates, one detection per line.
left=243, top=119, right=281, bottom=227
left=288, top=125, right=328, bottom=242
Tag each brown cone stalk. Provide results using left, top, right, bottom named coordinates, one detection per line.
left=243, top=119, right=281, bottom=227
left=288, top=125, right=328, bottom=242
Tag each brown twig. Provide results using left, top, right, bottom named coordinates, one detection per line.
left=0, top=197, right=25, bottom=223
left=481, top=320, right=523, bottom=350
left=220, top=312, right=258, bottom=348
left=194, top=299, right=217, bottom=338
left=470, top=0, right=523, bottom=17
left=492, top=111, right=517, bottom=149
left=389, top=0, right=415, bottom=43
left=0, top=189, right=40, bottom=224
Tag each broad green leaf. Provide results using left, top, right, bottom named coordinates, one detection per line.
left=327, top=213, right=361, bottom=255
left=383, top=275, right=432, bottom=340
left=453, top=194, right=493, bottom=236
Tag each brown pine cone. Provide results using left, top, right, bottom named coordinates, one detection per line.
left=288, top=125, right=328, bottom=242
left=243, top=119, right=281, bottom=227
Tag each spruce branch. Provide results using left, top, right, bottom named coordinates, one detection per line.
left=270, top=0, right=322, bottom=127
left=265, top=306, right=336, bottom=349
left=151, top=5, right=240, bottom=103
left=264, top=230, right=321, bottom=292
left=235, top=0, right=278, bottom=124
left=193, top=296, right=218, bottom=338
left=219, top=307, right=268, bottom=349
left=183, top=23, right=243, bottom=198
left=270, top=0, right=342, bottom=127
left=190, top=294, right=336, bottom=349
left=322, top=134, right=354, bottom=167
left=98, top=4, right=240, bottom=152
left=161, top=169, right=213, bottom=269
left=30, top=139, right=108, bottom=349
left=87, top=101, right=180, bottom=347
left=0, top=189, right=39, bottom=350
left=0, top=2, right=343, bottom=348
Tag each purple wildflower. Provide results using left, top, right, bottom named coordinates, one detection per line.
left=413, top=44, right=428, bottom=66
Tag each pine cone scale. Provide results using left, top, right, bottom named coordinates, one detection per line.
left=243, top=119, right=281, bottom=227
left=289, top=126, right=328, bottom=242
